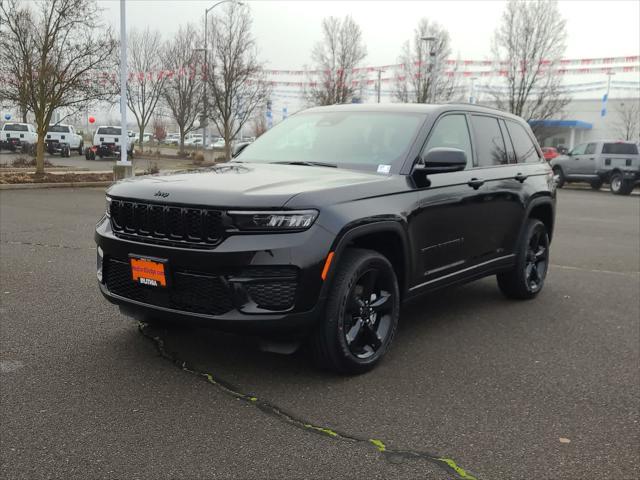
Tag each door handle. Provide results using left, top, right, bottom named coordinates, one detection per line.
left=514, top=173, right=527, bottom=183
left=588, top=157, right=595, bottom=160
left=467, top=178, right=484, bottom=189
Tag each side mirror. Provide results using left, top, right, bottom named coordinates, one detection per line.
left=232, top=142, right=250, bottom=158
left=416, top=147, right=467, bottom=174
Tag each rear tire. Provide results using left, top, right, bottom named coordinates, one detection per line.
left=78, top=142, right=84, bottom=155
left=310, top=248, right=400, bottom=374
left=497, top=219, right=550, bottom=300
left=552, top=166, right=565, bottom=188
left=610, top=172, right=633, bottom=195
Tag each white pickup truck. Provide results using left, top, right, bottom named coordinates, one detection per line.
left=86, top=126, right=134, bottom=160
left=46, top=124, right=84, bottom=157
left=0, top=122, right=38, bottom=153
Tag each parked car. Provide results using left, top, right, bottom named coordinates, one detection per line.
left=542, top=147, right=559, bottom=161
left=96, top=103, right=555, bottom=374
left=0, top=122, right=37, bottom=153
left=46, top=124, right=83, bottom=157
left=550, top=140, right=639, bottom=195
left=86, top=126, right=134, bottom=160
left=211, top=138, right=225, bottom=149
left=162, top=134, right=180, bottom=145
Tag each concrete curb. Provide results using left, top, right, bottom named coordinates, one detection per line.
left=0, top=181, right=112, bottom=190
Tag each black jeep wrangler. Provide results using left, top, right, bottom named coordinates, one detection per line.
left=96, top=104, right=556, bottom=374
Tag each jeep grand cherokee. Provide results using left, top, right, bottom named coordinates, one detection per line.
left=96, top=104, right=556, bottom=374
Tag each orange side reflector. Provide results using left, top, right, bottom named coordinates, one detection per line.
left=321, top=251, right=335, bottom=281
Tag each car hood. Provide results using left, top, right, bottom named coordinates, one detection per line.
left=106, top=162, right=397, bottom=208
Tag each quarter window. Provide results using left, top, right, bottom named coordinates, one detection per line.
left=505, top=121, right=540, bottom=163
left=423, top=114, right=473, bottom=167
left=470, top=115, right=507, bottom=166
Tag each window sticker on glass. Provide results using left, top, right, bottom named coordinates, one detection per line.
left=377, top=164, right=391, bottom=174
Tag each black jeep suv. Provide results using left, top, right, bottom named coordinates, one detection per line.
left=96, top=104, right=556, bottom=374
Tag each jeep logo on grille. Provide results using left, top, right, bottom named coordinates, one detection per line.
left=154, top=191, right=170, bottom=198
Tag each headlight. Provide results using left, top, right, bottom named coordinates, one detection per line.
left=105, top=196, right=112, bottom=218
left=229, top=210, right=318, bottom=231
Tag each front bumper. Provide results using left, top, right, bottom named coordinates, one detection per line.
left=95, top=216, right=335, bottom=333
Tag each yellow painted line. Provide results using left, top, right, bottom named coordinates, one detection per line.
left=369, top=439, right=386, bottom=452
left=304, top=424, right=339, bottom=437
left=437, top=457, right=478, bottom=480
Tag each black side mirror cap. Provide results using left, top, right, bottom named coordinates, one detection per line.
left=415, top=147, right=467, bottom=175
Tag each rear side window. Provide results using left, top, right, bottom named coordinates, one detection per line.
left=48, top=125, right=70, bottom=133
left=602, top=143, right=638, bottom=155
left=585, top=143, right=597, bottom=155
left=505, top=121, right=540, bottom=163
left=423, top=114, right=473, bottom=167
left=97, top=127, right=121, bottom=135
left=3, top=124, right=28, bottom=132
left=470, top=115, right=507, bottom=166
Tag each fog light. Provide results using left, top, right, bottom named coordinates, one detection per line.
left=97, top=246, right=104, bottom=282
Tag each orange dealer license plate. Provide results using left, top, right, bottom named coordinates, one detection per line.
left=130, top=255, right=168, bottom=288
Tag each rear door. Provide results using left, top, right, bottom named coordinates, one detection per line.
left=467, top=115, right=525, bottom=262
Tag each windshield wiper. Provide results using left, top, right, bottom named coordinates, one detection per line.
left=270, top=161, right=337, bottom=168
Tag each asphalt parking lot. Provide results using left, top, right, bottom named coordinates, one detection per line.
left=1, top=187, right=638, bottom=479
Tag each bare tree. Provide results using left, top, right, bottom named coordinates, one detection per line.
left=394, top=19, right=459, bottom=104
left=614, top=101, right=640, bottom=142
left=492, top=0, right=570, bottom=130
left=127, top=28, right=167, bottom=150
left=0, top=0, right=116, bottom=174
left=162, top=23, right=203, bottom=154
left=306, top=16, right=367, bottom=106
left=207, top=3, right=270, bottom=160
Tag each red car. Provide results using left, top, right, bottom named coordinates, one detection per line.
left=542, top=147, right=559, bottom=161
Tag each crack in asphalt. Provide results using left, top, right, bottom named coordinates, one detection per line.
left=1, top=240, right=92, bottom=250
left=138, top=323, right=481, bottom=480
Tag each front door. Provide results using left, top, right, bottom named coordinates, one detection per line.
left=409, top=113, right=483, bottom=284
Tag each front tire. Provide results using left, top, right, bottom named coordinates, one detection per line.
left=310, top=249, right=400, bottom=374
left=78, top=142, right=84, bottom=155
left=497, top=219, right=550, bottom=300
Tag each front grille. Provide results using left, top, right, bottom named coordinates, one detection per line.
left=104, top=258, right=233, bottom=316
left=110, top=199, right=225, bottom=248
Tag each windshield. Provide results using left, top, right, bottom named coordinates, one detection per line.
left=3, top=124, right=28, bottom=132
left=97, top=127, right=121, bottom=135
left=602, top=142, right=638, bottom=155
left=48, top=125, right=70, bottom=133
left=235, top=111, right=425, bottom=169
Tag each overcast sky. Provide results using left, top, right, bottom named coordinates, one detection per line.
left=99, top=0, right=640, bottom=69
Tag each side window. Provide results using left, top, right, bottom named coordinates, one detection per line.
left=585, top=143, right=597, bottom=155
left=570, top=143, right=587, bottom=155
left=423, top=114, right=473, bottom=167
left=505, top=121, right=540, bottom=163
left=470, top=115, right=507, bottom=166
left=499, top=119, right=516, bottom=163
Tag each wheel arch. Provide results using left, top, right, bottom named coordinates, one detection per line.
left=525, top=197, right=555, bottom=242
left=328, top=221, right=411, bottom=299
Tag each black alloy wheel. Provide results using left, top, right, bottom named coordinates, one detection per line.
left=497, top=219, right=550, bottom=299
left=343, top=268, right=394, bottom=360
left=523, top=224, right=549, bottom=294
left=311, top=248, right=399, bottom=374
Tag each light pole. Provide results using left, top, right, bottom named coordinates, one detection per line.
left=469, top=76, right=478, bottom=104
left=199, top=0, right=243, bottom=149
left=375, top=68, right=384, bottom=103
left=118, top=0, right=130, bottom=167
left=421, top=36, right=437, bottom=103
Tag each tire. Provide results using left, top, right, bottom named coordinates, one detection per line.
left=497, top=219, right=550, bottom=300
left=610, top=172, right=633, bottom=195
left=310, top=248, right=400, bottom=374
left=78, top=142, right=84, bottom=155
left=552, top=166, right=565, bottom=188
left=590, top=179, right=603, bottom=190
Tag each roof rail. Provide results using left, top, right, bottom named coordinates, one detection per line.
left=444, top=102, right=505, bottom=112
